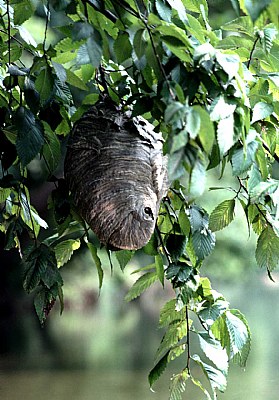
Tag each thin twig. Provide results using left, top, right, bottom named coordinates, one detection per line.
left=186, top=305, right=191, bottom=372
left=43, top=0, right=50, bottom=56
left=247, top=37, right=259, bottom=69
left=155, top=224, right=172, bottom=265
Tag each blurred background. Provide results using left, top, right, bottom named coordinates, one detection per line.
left=1, top=1, right=279, bottom=399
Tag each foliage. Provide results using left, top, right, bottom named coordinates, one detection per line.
left=0, top=0, right=279, bottom=398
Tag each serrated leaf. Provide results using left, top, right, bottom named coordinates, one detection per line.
left=231, top=141, right=258, bottom=176
left=156, top=320, right=188, bottom=360
left=23, top=244, right=63, bottom=293
left=87, top=242, right=103, bottom=290
left=116, top=249, right=134, bottom=271
left=159, top=299, right=185, bottom=328
left=166, top=0, right=188, bottom=23
left=143, top=233, right=159, bottom=256
left=192, top=229, right=215, bottom=260
left=209, top=199, right=235, bottom=232
left=230, top=309, right=251, bottom=367
left=225, top=310, right=249, bottom=358
left=148, top=351, right=170, bottom=388
left=166, top=234, right=187, bottom=260
left=251, top=101, right=273, bottom=124
left=255, top=226, right=279, bottom=272
left=15, top=107, right=44, bottom=166
left=34, top=286, right=56, bottom=325
left=0, top=187, right=11, bottom=203
left=210, top=96, right=236, bottom=122
left=125, top=271, right=158, bottom=302
left=198, top=332, right=229, bottom=373
left=192, top=354, right=227, bottom=392
left=169, top=371, right=189, bottom=400
left=54, top=239, right=81, bottom=268
left=199, top=299, right=228, bottom=326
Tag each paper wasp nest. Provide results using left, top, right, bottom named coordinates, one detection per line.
left=64, top=98, right=168, bottom=250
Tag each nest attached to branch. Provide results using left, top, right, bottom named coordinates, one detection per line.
left=64, top=97, right=168, bottom=250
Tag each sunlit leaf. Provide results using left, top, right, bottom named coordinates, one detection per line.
left=209, top=199, right=235, bottom=232
left=54, top=239, right=81, bottom=268
left=125, top=271, right=158, bottom=302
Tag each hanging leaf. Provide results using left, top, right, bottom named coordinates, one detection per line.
left=192, top=354, right=227, bottom=393
left=225, top=310, right=249, bottom=358
left=41, top=122, right=61, bottom=175
left=198, top=332, right=229, bottom=373
left=148, top=351, right=170, bottom=388
left=15, top=107, right=44, bottom=166
left=169, top=371, right=189, bottom=400
left=87, top=242, right=104, bottom=290
left=255, top=226, right=279, bottom=272
left=114, top=32, right=132, bottom=63
left=209, top=199, right=235, bottom=232
left=125, top=271, right=158, bottom=301
left=116, top=249, right=135, bottom=271
left=54, top=239, right=81, bottom=268
left=231, top=141, right=258, bottom=176
left=155, top=254, right=165, bottom=286
left=192, top=229, right=215, bottom=260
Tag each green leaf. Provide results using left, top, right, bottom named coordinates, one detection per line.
left=155, top=0, right=172, bottom=22
left=261, top=26, right=277, bottom=53
left=12, top=0, right=34, bottom=25
left=216, top=52, right=240, bottom=81
left=166, top=262, right=192, bottom=286
left=125, top=271, right=158, bottom=302
left=211, top=314, right=230, bottom=350
left=222, top=16, right=254, bottom=37
left=0, top=187, right=11, bottom=202
left=54, top=239, right=81, bottom=268
left=166, top=234, right=187, bottom=260
left=231, top=141, right=258, bottom=176
left=199, top=299, right=229, bottom=326
left=34, top=286, right=56, bottom=325
left=186, top=107, right=200, bottom=139
left=35, top=64, right=54, bottom=105
left=255, top=226, right=279, bottom=272
left=178, top=209, right=191, bottom=236
left=189, top=159, right=206, bottom=198
left=198, top=332, right=228, bottom=373
left=230, top=309, right=251, bottom=367
left=217, top=114, right=236, bottom=156
left=143, top=233, right=159, bottom=255
left=225, top=310, right=249, bottom=358
left=192, top=354, right=227, bottom=393
left=87, top=242, right=104, bottom=290
left=23, top=244, right=63, bottom=293
left=192, top=229, right=215, bottom=260
left=156, top=320, right=188, bottom=360
left=169, top=371, right=189, bottom=400
left=198, top=108, right=215, bottom=154
left=116, top=250, right=135, bottom=271
left=159, top=299, right=185, bottom=328
left=251, top=101, right=274, bottom=124
left=66, top=69, right=88, bottom=91
left=155, top=254, right=165, bottom=286
left=114, top=32, right=132, bottom=63
left=15, top=107, right=44, bottom=166
left=209, top=199, right=235, bottom=232
left=166, top=0, right=188, bottom=23
left=133, top=28, right=147, bottom=59
left=210, top=96, right=236, bottom=122
left=148, top=351, right=170, bottom=388
left=41, top=122, right=61, bottom=175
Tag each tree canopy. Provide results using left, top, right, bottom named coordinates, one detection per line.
left=0, top=0, right=279, bottom=398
